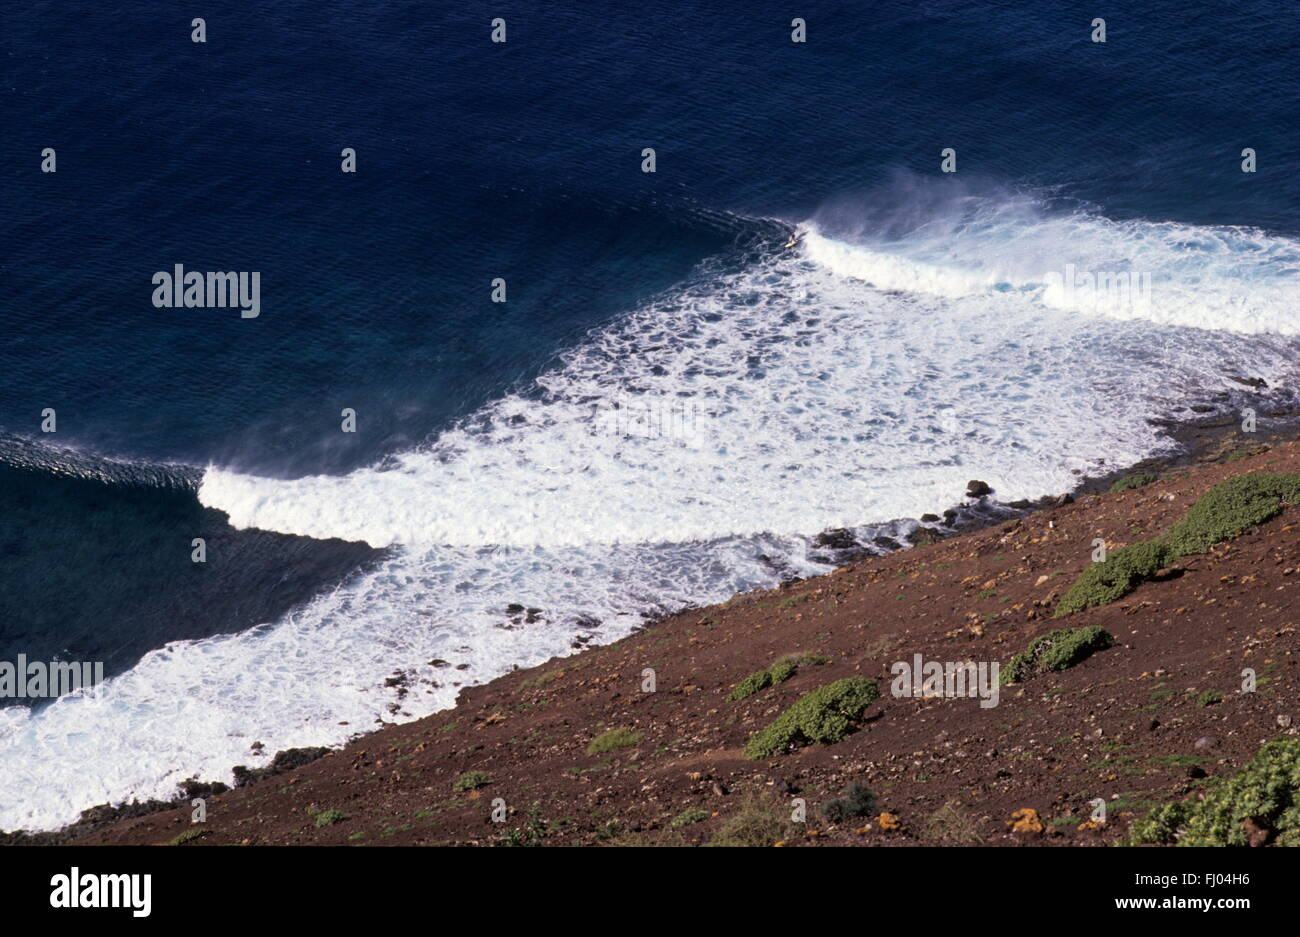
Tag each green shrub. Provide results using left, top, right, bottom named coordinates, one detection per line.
left=453, top=770, right=492, bottom=791
left=586, top=728, right=642, bottom=756
left=767, top=657, right=799, bottom=684
left=1056, top=473, right=1300, bottom=616
left=670, top=806, right=711, bottom=828
left=1197, top=689, right=1224, bottom=707
left=743, top=677, right=879, bottom=759
left=1056, top=541, right=1170, bottom=616
left=1108, top=473, right=1157, bottom=493
left=1127, top=738, right=1300, bottom=846
left=168, top=828, right=209, bottom=846
left=728, top=670, right=774, bottom=701
left=495, top=802, right=549, bottom=847
left=819, top=782, right=876, bottom=823
left=1163, top=473, right=1300, bottom=556
left=1127, top=800, right=1191, bottom=846
left=312, top=808, right=347, bottom=827
left=705, top=798, right=793, bottom=847
left=727, top=653, right=827, bottom=701
left=1000, top=626, right=1113, bottom=685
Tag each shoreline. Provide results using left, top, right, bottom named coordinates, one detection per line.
left=4, top=393, right=1299, bottom=844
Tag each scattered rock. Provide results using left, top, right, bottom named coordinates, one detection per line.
left=966, top=480, right=992, bottom=498
left=905, top=527, right=943, bottom=546
left=1227, top=375, right=1267, bottom=390
left=1007, top=808, right=1043, bottom=835
left=814, top=528, right=858, bottom=550
left=177, top=777, right=229, bottom=799
left=232, top=747, right=331, bottom=788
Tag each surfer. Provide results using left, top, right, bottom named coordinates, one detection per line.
left=783, top=230, right=804, bottom=250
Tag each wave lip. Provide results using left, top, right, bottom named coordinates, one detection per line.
left=802, top=206, right=1300, bottom=335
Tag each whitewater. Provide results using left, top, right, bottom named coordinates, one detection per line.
left=3, top=194, right=1299, bottom=832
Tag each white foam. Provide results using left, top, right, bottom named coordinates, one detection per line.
left=5, top=193, right=1300, bottom=831
left=803, top=207, right=1300, bottom=335
left=0, top=537, right=809, bottom=832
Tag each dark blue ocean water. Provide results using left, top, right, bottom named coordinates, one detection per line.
left=6, top=1, right=1297, bottom=471
left=2, top=0, right=1299, bottom=827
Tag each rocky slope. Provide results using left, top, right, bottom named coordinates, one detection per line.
left=64, top=436, right=1300, bottom=847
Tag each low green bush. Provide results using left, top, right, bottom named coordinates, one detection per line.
left=1057, top=473, right=1300, bottom=616
left=670, top=806, right=711, bottom=828
left=1127, top=738, right=1300, bottom=846
left=743, top=677, right=878, bottom=759
left=727, top=653, right=828, bottom=701
left=1108, top=473, right=1157, bottom=493
left=1000, top=625, right=1113, bottom=685
left=819, top=782, right=876, bottom=823
left=453, top=770, right=492, bottom=791
left=312, top=808, right=347, bottom=827
left=705, top=798, right=793, bottom=847
left=1056, top=541, right=1170, bottom=616
left=585, top=728, right=642, bottom=756
left=1163, top=473, right=1300, bottom=556
left=728, top=670, right=774, bottom=701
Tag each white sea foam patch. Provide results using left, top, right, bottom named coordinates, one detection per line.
left=196, top=243, right=1267, bottom=549
left=804, top=210, right=1300, bottom=335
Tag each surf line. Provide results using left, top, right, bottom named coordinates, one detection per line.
left=151, top=264, right=260, bottom=318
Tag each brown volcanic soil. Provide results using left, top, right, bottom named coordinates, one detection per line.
left=73, top=437, right=1300, bottom=847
